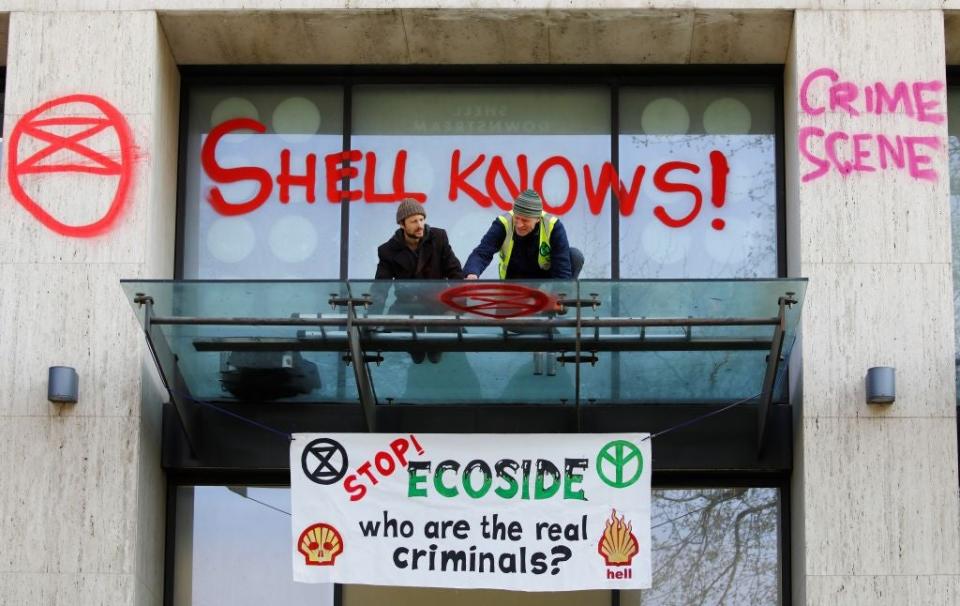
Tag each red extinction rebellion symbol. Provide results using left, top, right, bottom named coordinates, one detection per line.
left=7, top=94, right=136, bottom=238
left=439, top=283, right=551, bottom=319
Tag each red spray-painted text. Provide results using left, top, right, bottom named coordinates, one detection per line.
left=202, top=118, right=733, bottom=230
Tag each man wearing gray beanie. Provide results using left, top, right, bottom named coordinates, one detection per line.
left=375, top=198, right=463, bottom=281
left=463, top=189, right=573, bottom=280
left=374, top=198, right=463, bottom=363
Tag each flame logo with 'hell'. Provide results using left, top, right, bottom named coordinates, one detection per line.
left=597, top=509, right=639, bottom=566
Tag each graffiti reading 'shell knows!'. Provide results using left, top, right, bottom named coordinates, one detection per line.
left=798, top=68, right=945, bottom=183
left=203, top=118, right=732, bottom=230
left=7, top=94, right=136, bottom=237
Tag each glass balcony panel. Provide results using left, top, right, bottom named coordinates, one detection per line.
left=348, top=279, right=579, bottom=404
left=122, top=280, right=355, bottom=403
left=122, top=278, right=804, bottom=406
left=576, top=279, right=805, bottom=403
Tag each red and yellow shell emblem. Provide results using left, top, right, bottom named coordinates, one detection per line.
left=597, top=509, right=639, bottom=566
left=298, top=523, right=343, bottom=566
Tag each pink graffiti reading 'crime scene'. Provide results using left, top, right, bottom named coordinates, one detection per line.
left=798, top=67, right=945, bottom=182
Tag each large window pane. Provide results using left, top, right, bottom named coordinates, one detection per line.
left=174, top=486, right=778, bottom=604
left=621, top=487, right=781, bottom=605
left=181, top=87, right=344, bottom=278
left=173, top=486, right=334, bottom=605
left=179, top=83, right=780, bottom=281
left=948, top=87, right=960, bottom=405
left=619, top=88, right=778, bottom=278
left=343, top=586, right=608, bottom=606
left=340, top=487, right=780, bottom=605
left=348, top=86, right=613, bottom=279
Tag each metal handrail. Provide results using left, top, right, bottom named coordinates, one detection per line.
left=147, top=314, right=781, bottom=329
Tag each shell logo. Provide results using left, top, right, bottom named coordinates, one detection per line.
left=298, top=523, right=343, bottom=566
left=597, top=509, right=638, bottom=566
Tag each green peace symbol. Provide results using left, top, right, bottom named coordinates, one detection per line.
left=596, top=440, right=644, bottom=488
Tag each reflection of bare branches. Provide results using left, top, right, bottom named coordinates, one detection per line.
left=653, top=488, right=745, bottom=530
left=696, top=502, right=772, bottom=605
left=639, top=488, right=779, bottom=606
left=705, top=351, right=733, bottom=389
left=651, top=352, right=693, bottom=398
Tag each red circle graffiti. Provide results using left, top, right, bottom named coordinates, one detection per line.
left=439, top=283, right=552, bottom=319
left=7, top=94, right=135, bottom=238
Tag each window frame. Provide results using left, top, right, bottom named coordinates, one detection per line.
left=163, top=476, right=791, bottom=606
left=174, top=65, right=787, bottom=280
left=941, top=70, right=960, bottom=504
left=166, top=65, right=791, bottom=606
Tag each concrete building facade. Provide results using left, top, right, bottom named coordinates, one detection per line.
left=0, top=2, right=958, bottom=605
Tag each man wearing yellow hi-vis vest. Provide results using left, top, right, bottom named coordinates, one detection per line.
left=464, top=189, right=575, bottom=279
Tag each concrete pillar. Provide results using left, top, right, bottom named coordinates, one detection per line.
left=0, top=10, right=179, bottom=606
left=786, top=10, right=960, bottom=605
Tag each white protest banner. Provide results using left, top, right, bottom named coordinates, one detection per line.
left=291, top=433, right=651, bottom=591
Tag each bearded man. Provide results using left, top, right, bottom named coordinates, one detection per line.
left=375, top=199, right=463, bottom=281
left=374, top=198, right=463, bottom=364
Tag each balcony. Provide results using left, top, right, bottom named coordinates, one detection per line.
left=123, top=278, right=806, bottom=475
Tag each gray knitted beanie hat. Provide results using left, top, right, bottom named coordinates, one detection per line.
left=396, top=198, right=426, bottom=224
left=512, top=189, right=543, bottom=218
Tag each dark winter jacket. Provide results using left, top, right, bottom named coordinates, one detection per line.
left=374, top=225, right=463, bottom=280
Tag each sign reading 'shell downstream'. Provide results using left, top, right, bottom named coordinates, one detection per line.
left=291, top=433, right=651, bottom=591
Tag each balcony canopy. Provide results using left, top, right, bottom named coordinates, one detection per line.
left=123, top=278, right=805, bottom=451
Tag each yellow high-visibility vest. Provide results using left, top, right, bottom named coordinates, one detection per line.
left=496, top=211, right=558, bottom=279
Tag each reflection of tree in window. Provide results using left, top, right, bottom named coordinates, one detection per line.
left=945, top=89, right=960, bottom=403
left=949, top=135, right=960, bottom=372
left=627, top=487, right=779, bottom=605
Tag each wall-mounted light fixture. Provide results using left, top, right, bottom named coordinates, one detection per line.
left=865, top=366, right=895, bottom=404
left=48, top=366, right=79, bottom=404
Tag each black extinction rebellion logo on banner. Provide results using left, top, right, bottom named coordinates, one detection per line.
left=290, top=433, right=651, bottom=591
left=301, top=437, right=349, bottom=485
